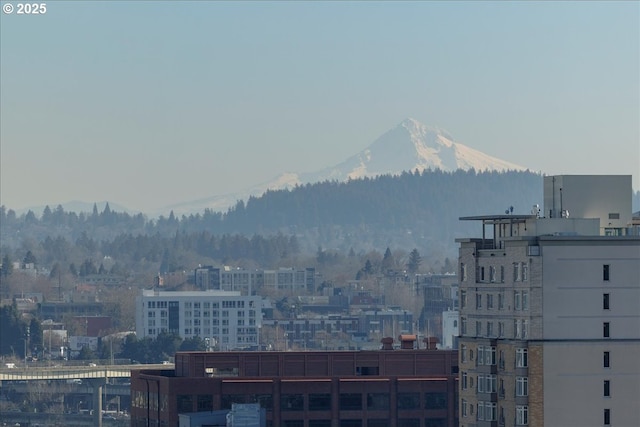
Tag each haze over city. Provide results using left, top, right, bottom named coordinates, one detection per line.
left=1, top=1, right=638, bottom=213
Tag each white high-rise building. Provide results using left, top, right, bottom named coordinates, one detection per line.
left=441, top=309, right=460, bottom=350
left=457, top=175, right=640, bottom=427
left=136, top=289, right=263, bottom=350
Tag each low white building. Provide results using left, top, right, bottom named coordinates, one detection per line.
left=135, top=289, right=263, bottom=350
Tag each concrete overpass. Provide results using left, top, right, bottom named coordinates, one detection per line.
left=0, top=363, right=171, bottom=381
left=0, top=363, right=172, bottom=427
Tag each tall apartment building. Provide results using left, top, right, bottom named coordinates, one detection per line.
left=135, top=289, right=263, bottom=350
left=457, top=175, right=640, bottom=427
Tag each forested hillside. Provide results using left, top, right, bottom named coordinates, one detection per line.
left=183, top=169, right=544, bottom=255
left=0, top=170, right=544, bottom=278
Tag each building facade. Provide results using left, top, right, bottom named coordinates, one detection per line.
left=457, top=175, right=640, bottom=427
left=135, top=290, right=263, bottom=350
left=194, top=266, right=317, bottom=294
left=131, top=340, right=459, bottom=427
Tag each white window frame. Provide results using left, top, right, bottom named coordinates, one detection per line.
left=516, top=405, right=528, bottom=425
left=485, top=402, right=497, bottom=421
left=516, top=376, right=528, bottom=397
left=516, top=348, right=528, bottom=368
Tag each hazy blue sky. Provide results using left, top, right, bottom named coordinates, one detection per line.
left=1, top=1, right=638, bottom=213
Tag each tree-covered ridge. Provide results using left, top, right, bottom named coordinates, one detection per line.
left=1, top=170, right=544, bottom=258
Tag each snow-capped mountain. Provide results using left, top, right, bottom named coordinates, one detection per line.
left=162, top=118, right=527, bottom=214
left=299, top=118, right=525, bottom=182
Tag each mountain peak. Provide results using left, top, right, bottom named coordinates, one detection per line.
left=162, top=119, right=528, bottom=214
left=310, top=118, right=525, bottom=180
left=398, top=118, right=453, bottom=143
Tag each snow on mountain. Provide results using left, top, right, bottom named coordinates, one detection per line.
left=162, top=118, right=527, bottom=215
left=300, top=118, right=525, bottom=183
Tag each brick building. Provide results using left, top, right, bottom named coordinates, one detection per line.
left=131, top=336, right=459, bottom=427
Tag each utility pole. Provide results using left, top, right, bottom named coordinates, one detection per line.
left=24, top=326, right=30, bottom=367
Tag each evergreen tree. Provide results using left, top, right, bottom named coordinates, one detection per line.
left=407, top=248, right=422, bottom=274
left=1, top=254, right=13, bottom=277
left=0, top=303, right=27, bottom=356
left=23, top=250, right=37, bottom=266
left=381, top=247, right=394, bottom=272
left=363, top=259, right=374, bottom=275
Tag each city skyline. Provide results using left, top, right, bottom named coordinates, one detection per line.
left=1, top=1, right=638, bottom=213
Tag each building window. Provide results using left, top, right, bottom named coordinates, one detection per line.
left=476, top=293, right=482, bottom=309
left=604, top=380, right=610, bottom=397
left=487, top=321, right=494, bottom=337
left=516, top=405, right=528, bottom=425
left=514, top=291, right=522, bottom=310
left=516, top=348, right=528, bottom=368
left=478, top=346, right=496, bottom=366
left=461, top=399, right=467, bottom=417
left=603, top=293, right=610, bottom=310
left=478, top=374, right=496, bottom=393
left=603, top=264, right=610, bottom=281
left=281, top=394, right=304, bottom=411
left=500, top=266, right=505, bottom=282
left=490, top=266, right=496, bottom=282
left=604, top=409, right=611, bottom=425
left=522, top=263, right=528, bottom=281
left=461, top=344, right=467, bottom=363
left=498, top=321, right=505, bottom=337
left=603, top=322, right=610, bottom=338
left=425, top=393, right=447, bottom=410
left=604, top=351, right=610, bottom=368
left=366, top=393, right=389, bottom=410
left=522, top=291, right=529, bottom=310
left=485, top=402, right=497, bottom=421
left=462, top=371, right=468, bottom=389
left=460, top=291, right=467, bottom=309
left=513, top=263, right=521, bottom=282
left=461, top=263, right=467, bottom=281
left=487, top=294, right=494, bottom=310
left=177, top=394, right=194, bottom=413
left=309, top=394, right=332, bottom=411
left=480, top=266, right=485, bottom=282
left=476, top=321, right=482, bottom=337
left=516, top=377, right=528, bottom=396
left=197, top=394, right=213, bottom=412
left=477, top=401, right=496, bottom=421
left=461, top=318, right=467, bottom=335
left=340, top=393, right=362, bottom=411
left=397, top=393, right=420, bottom=410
